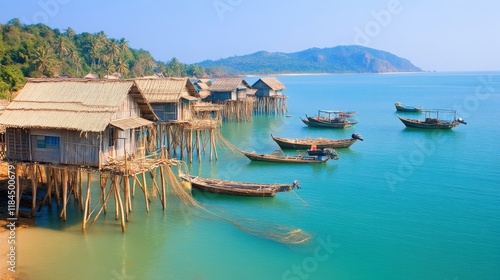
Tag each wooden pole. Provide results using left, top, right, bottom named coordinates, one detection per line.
left=124, top=151, right=131, bottom=216
left=149, top=171, right=161, bottom=198
left=132, top=177, right=136, bottom=197
left=196, top=130, right=201, bottom=162
left=114, top=175, right=126, bottom=232
left=82, top=172, right=92, bottom=232
left=30, top=164, right=37, bottom=217
left=53, top=169, right=60, bottom=207
left=188, top=130, right=193, bottom=163
left=124, top=176, right=131, bottom=221
left=209, top=129, right=213, bottom=161
left=46, top=168, right=52, bottom=205
left=79, top=169, right=84, bottom=210
left=100, top=174, right=107, bottom=214
left=92, top=180, right=114, bottom=223
left=38, top=167, right=53, bottom=211
left=113, top=177, right=119, bottom=220
left=212, top=129, right=218, bottom=160
left=141, top=173, right=150, bottom=212
left=60, top=169, right=68, bottom=220
left=159, top=165, right=166, bottom=210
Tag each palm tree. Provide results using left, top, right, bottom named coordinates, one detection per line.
left=100, top=60, right=115, bottom=77
left=64, top=27, right=75, bottom=38
left=118, top=38, right=129, bottom=55
left=32, top=45, right=58, bottom=76
left=67, top=47, right=81, bottom=76
left=91, top=32, right=107, bottom=68
left=107, top=38, right=120, bottom=64
left=55, top=36, right=69, bottom=59
left=115, top=59, right=129, bottom=76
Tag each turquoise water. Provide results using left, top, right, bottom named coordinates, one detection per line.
left=13, top=72, right=500, bottom=280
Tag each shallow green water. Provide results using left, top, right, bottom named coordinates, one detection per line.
left=12, top=72, right=500, bottom=280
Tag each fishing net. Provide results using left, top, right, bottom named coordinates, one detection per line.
left=161, top=163, right=311, bottom=245
left=211, top=129, right=245, bottom=155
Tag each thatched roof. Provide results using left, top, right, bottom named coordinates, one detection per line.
left=209, top=78, right=251, bottom=92
left=135, top=78, right=197, bottom=103
left=196, top=81, right=210, bottom=90
left=253, top=78, right=286, bottom=90
left=84, top=73, right=99, bottom=79
left=0, top=79, right=156, bottom=132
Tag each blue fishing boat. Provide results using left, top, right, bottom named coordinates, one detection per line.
left=395, top=102, right=422, bottom=112
left=301, top=110, right=357, bottom=128
left=397, top=109, right=467, bottom=129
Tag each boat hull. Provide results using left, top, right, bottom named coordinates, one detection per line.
left=242, top=151, right=329, bottom=163
left=180, top=175, right=295, bottom=197
left=397, top=115, right=460, bottom=129
left=271, top=135, right=357, bottom=149
left=395, top=103, right=422, bottom=112
left=301, top=116, right=357, bottom=128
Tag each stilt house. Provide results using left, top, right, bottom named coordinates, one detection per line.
left=135, top=78, right=198, bottom=122
left=251, top=78, right=286, bottom=97
left=208, top=78, right=255, bottom=101
left=0, top=79, right=157, bottom=168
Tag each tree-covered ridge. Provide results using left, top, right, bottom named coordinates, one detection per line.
left=198, top=45, right=422, bottom=75
left=0, top=18, right=210, bottom=99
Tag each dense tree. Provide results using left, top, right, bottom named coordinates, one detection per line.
left=0, top=18, right=220, bottom=98
left=0, top=65, right=25, bottom=99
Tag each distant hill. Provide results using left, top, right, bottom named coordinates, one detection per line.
left=198, top=45, right=422, bottom=75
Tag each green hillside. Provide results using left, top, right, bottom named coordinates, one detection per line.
left=198, top=45, right=422, bottom=74
left=0, top=19, right=209, bottom=99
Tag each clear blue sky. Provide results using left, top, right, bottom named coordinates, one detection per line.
left=1, top=0, right=499, bottom=71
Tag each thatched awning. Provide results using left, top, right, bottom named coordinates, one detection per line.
left=110, top=117, right=153, bottom=130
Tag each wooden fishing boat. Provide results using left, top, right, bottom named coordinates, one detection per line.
left=241, top=148, right=338, bottom=163
left=180, top=174, right=300, bottom=197
left=271, top=133, right=363, bottom=149
left=395, top=102, right=422, bottom=112
left=397, top=109, right=466, bottom=129
left=301, top=110, right=357, bottom=128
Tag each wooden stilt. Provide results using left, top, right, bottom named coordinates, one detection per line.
left=149, top=171, right=161, bottom=198
left=100, top=174, right=108, bottom=214
left=38, top=169, right=53, bottom=211
left=30, top=164, right=38, bottom=217
left=196, top=130, right=201, bottom=162
left=132, top=178, right=136, bottom=197
left=82, top=172, right=92, bottom=232
left=124, top=176, right=131, bottom=221
left=46, top=168, right=52, bottom=205
left=53, top=169, right=60, bottom=207
left=212, top=129, right=218, bottom=160
left=142, top=172, right=150, bottom=211
left=60, top=169, right=68, bottom=220
left=79, top=169, right=84, bottom=210
left=209, top=129, right=213, bottom=161
left=188, top=130, right=193, bottom=163
left=92, top=181, right=114, bottom=223
left=114, top=175, right=126, bottom=232
left=112, top=177, right=119, bottom=220
left=159, top=165, right=166, bottom=210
